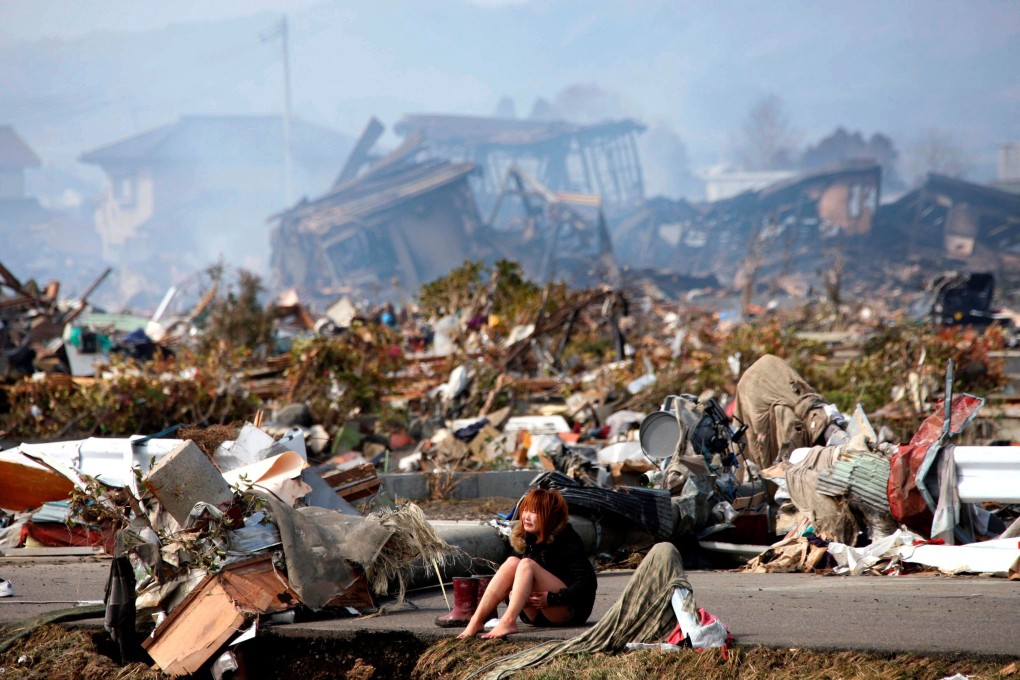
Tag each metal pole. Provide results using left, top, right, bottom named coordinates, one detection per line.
left=280, top=16, right=294, bottom=206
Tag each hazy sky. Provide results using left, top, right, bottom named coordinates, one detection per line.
left=2, top=0, right=1018, bottom=182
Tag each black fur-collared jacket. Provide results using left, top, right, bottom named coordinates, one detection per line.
left=510, top=518, right=597, bottom=623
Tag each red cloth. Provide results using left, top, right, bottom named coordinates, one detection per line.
left=666, top=607, right=735, bottom=659
left=887, top=395, right=983, bottom=537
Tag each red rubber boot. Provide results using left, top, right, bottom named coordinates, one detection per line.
left=473, top=575, right=496, bottom=622
left=434, top=577, right=479, bottom=628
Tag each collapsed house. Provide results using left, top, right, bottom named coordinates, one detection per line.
left=270, top=154, right=481, bottom=300
left=875, top=173, right=1020, bottom=286
left=267, top=112, right=1018, bottom=309
left=479, top=167, right=619, bottom=288
left=270, top=120, right=622, bottom=305
left=610, top=163, right=882, bottom=291
left=393, top=114, right=647, bottom=211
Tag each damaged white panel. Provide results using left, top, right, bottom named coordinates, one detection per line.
left=504, top=415, right=571, bottom=435
left=214, top=422, right=276, bottom=471
left=18, top=437, right=182, bottom=491
left=900, top=537, right=1020, bottom=577
left=829, top=529, right=1020, bottom=577
left=954, top=447, right=1020, bottom=503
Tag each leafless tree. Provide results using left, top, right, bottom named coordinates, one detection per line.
left=739, top=215, right=772, bottom=317
left=736, top=94, right=799, bottom=171
left=904, top=128, right=970, bottom=186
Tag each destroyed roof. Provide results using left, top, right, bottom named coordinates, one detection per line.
left=393, top=114, right=645, bottom=148
left=0, top=126, right=41, bottom=168
left=881, top=173, right=1020, bottom=231
left=276, top=158, right=477, bottom=234
left=79, top=115, right=350, bottom=165
left=921, top=173, right=1020, bottom=214
left=694, top=163, right=881, bottom=216
left=756, top=163, right=881, bottom=203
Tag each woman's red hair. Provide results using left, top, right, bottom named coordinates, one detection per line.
left=516, top=488, right=568, bottom=544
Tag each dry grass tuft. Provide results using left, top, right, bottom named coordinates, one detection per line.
left=412, top=640, right=1018, bottom=680
left=178, top=423, right=241, bottom=458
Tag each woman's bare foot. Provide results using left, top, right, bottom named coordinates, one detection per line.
left=457, top=622, right=483, bottom=639
left=481, top=620, right=519, bottom=639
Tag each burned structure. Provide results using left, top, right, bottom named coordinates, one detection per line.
left=610, top=163, right=882, bottom=290
left=876, top=174, right=1020, bottom=284
left=270, top=118, right=624, bottom=304
left=269, top=112, right=1017, bottom=308
left=393, top=114, right=647, bottom=212
left=270, top=155, right=481, bottom=301
left=478, top=168, right=619, bottom=289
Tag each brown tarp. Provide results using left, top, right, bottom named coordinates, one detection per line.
left=733, top=354, right=831, bottom=472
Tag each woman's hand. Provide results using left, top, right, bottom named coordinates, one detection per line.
left=528, top=591, right=549, bottom=608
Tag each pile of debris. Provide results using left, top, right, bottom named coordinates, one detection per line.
left=0, top=419, right=454, bottom=676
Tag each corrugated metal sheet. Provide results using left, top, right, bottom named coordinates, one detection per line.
left=816, top=449, right=891, bottom=512
left=534, top=470, right=674, bottom=541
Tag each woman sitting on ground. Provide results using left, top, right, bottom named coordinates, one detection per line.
left=458, top=487, right=597, bottom=639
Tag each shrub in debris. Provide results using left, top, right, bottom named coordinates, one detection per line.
left=417, top=259, right=553, bottom=335
left=0, top=349, right=261, bottom=439
left=285, top=329, right=402, bottom=431
left=196, top=265, right=276, bottom=358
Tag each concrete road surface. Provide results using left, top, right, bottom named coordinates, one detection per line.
left=1, top=555, right=1018, bottom=657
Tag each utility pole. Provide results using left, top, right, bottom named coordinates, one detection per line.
left=261, top=17, right=293, bottom=205
left=277, top=16, right=294, bottom=206
left=265, top=15, right=293, bottom=207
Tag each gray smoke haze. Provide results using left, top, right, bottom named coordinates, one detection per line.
left=0, top=0, right=1017, bottom=307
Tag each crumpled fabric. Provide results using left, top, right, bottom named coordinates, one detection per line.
left=466, top=542, right=695, bottom=680
left=104, top=556, right=137, bottom=663
left=665, top=596, right=733, bottom=651
left=786, top=444, right=858, bottom=544
left=733, top=354, right=832, bottom=472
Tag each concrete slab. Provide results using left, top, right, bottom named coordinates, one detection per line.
left=380, top=471, right=537, bottom=501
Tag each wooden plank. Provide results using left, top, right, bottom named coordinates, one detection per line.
left=218, top=557, right=299, bottom=614
left=143, top=555, right=300, bottom=676
left=143, top=579, right=245, bottom=676
left=320, top=463, right=377, bottom=488
left=334, top=478, right=382, bottom=502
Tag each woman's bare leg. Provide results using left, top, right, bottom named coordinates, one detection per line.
left=457, top=557, right=519, bottom=638
left=482, top=558, right=569, bottom=639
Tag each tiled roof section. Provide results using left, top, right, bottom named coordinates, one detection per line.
left=0, top=126, right=42, bottom=168
left=79, top=115, right=350, bottom=166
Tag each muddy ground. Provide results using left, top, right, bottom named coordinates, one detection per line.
left=1, top=623, right=1018, bottom=680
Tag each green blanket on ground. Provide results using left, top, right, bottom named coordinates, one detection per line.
left=466, top=541, right=693, bottom=679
